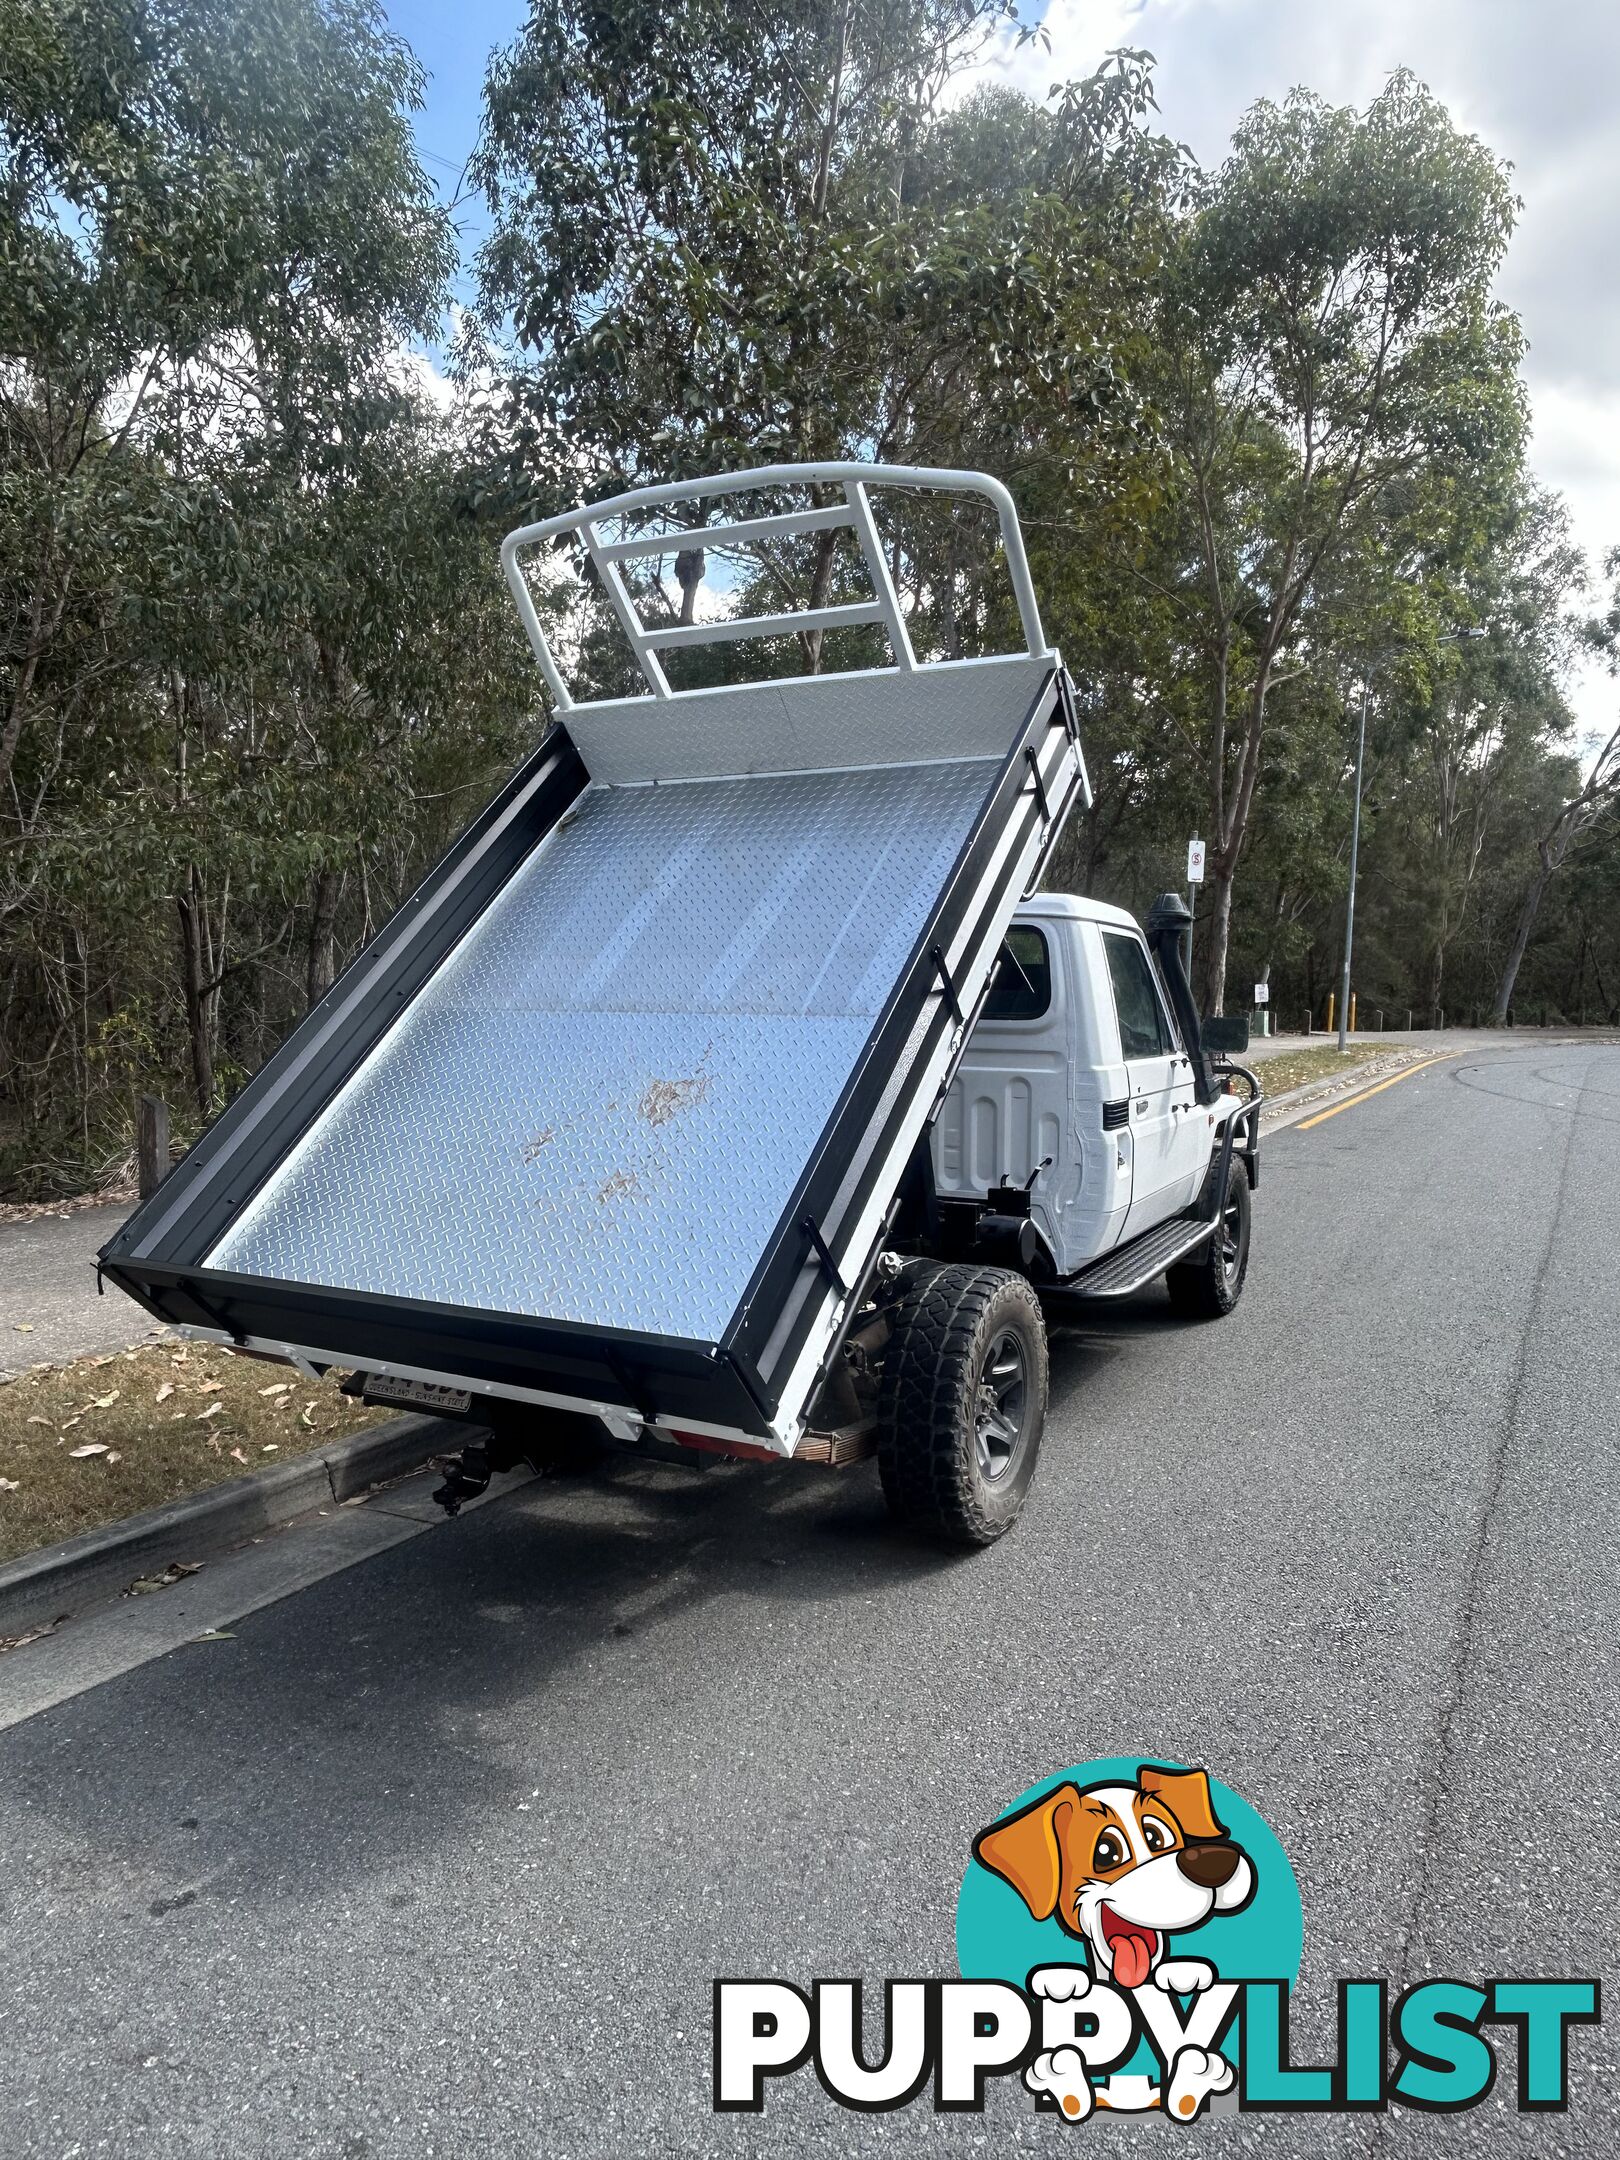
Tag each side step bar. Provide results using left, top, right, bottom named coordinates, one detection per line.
left=1046, top=1213, right=1215, bottom=1301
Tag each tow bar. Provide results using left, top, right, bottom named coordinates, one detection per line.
left=432, top=1439, right=492, bottom=1517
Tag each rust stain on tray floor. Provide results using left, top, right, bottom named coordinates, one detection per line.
left=638, top=1042, right=715, bottom=1128
left=639, top=1072, right=711, bottom=1126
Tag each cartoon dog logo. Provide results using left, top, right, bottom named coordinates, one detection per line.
left=974, top=1762, right=1254, bottom=1986
left=973, top=1764, right=1256, bottom=2119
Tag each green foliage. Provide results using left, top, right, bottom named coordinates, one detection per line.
left=468, top=7, right=1175, bottom=502
left=0, top=0, right=537, bottom=1187
left=2, top=7, right=1614, bottom=1197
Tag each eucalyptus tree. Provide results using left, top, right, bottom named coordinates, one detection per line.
left=0, top=0, right=520, bottom=1150
left=1149, top=72, right=1524, bottom=1012
left=469, top=9, right=1180, bottom=684
left=0, top=0, right=451, bottom=797
left=1489, top=543, right=1620, bottom=1021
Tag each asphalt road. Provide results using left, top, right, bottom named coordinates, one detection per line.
left=0, top=1042, right=1615, bottom=2156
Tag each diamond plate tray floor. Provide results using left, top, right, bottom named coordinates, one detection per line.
left=207, top=759, right=998, bottom=1343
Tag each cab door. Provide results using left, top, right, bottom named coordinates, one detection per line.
left=1100, top=929, right=1186, bottom=1239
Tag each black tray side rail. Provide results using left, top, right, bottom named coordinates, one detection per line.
left=725, top=664, right=1084, bottom=1417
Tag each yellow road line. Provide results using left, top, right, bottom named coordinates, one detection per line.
left=1295, top=1053, right=1458, bottom=1130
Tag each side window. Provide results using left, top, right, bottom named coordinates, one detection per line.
left=983, top=926, right=1052, bottom=1021
left=1103, top=932, right=1173, bottom=1059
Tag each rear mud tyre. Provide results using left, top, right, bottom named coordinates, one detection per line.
left=878, top=1265, right=1048, bottom=1547
left=1166, top=1155, right=1251, bottom=1318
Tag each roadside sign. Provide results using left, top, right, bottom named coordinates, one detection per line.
left=1187, top=839, right=1206, bottom=884
left=1254, top=982, right=1269, bottom=1006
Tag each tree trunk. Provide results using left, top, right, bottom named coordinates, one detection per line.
left=307, top=868, right=341, bottom=1008
left=0, top=569, right=70, bottom=804
left=798, top=525, right=841, bottom=674
left=1492, top=843, right=1553, bottom=1024
left=176, top=871, right=216, bottom=1114
left=1200, top=865, right=1235, bottom=1018
left=674, top=547, right=705, bottom=625
left=1199, top=648, right=1275, bottom=1017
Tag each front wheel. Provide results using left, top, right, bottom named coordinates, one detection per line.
left=877, top=1265, right=1049, bottom=1547
left=1166, top=1154, right=1251, bottom=1318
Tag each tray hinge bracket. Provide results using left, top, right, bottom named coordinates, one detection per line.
left=604, top=1351, right=656, bottom=1426
left=181, top=1277, right=243, bottom=1346
left=1055, top=669, right=1080, bottom=744
left=800, top=1215, right=849, bottom=1299
left=930, top=943, right=966, bottom=1027
left=721, top=1345, right=776, bottom=1426
left=1024, top=744, right=1052, bottom=821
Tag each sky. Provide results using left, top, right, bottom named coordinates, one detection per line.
left=385, top=0, right=1619, bottom=742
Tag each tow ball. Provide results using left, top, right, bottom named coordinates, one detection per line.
left=431, top=1440, right=492, bottom=1517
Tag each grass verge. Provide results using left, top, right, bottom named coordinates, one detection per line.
left=1252, top=1043, right=1398, bottom=1098
left=0, top=1343, right=385, bottom=1566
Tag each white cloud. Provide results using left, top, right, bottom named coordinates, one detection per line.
left=1531, top=380, right=1620, bottom=754
left=391, top=342, right=457, bottom=416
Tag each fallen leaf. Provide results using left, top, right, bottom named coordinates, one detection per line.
left=62, top=1415, right=81, bottom=1429
left=0, top=1477, right=19, bottom=1492
left=194, top=1629, right=235, bottom=1642
left=228, top=1446, right=248, bottom=1465
left=91, top=1390, right=119, bottom=1408
left=91, top=1353, right=118, bottom=1367
left=261, top=1443, right=279, bottom=1452
left=27, top=1415, right=50, bottom=1427
left=156, top=1381, right=175, bottom=1404
left=69, top=1442, right=110, bottom=1459
left=127, top=1561, right=203, bottom=1596
left=106, top=1451, right=122, bottom=1465
left=13, top=1324, right=32, bottom=1334
left=0, top=1615, right=64, bottom=1653
left=197, top=1379, right=223, bottom=1394
left=169, top=1409, right=187, bottom=1422
left=196, top=1401, right=224, bottom=1420
left=258, top=1381, right=292, bottom=1397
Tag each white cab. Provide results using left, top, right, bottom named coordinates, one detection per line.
left=933, top=894, right=1214, bottom=1278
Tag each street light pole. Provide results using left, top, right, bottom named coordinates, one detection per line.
left=1337, top=679, right=1371, bottom=1055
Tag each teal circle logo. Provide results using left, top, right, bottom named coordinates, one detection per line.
left=958, top=1756, right=1302, bottom=1991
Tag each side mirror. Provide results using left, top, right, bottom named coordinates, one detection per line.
left=1201, top=1013, right=1251, bottom=1054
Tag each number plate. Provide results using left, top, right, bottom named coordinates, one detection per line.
left=364, top=1374, right=471, bottom=1413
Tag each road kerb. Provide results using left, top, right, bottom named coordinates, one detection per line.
left=0, top=1414, right=460, bottom=1641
